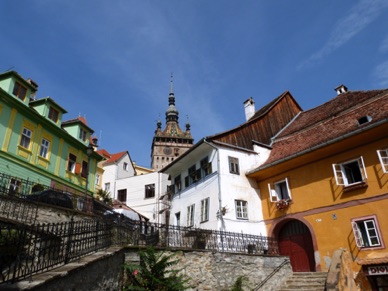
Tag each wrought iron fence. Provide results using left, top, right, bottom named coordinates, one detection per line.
left=0, top=215, right=279, bottom=284
left=0, top=172, right=110, bottom=217
left=118, top=221, right=280, bottom=255
left=0, top=219, right=114, bottom=284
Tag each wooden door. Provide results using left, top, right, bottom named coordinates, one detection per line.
left=278, top=220, right=315, bottom=272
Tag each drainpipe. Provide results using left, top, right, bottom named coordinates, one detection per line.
left=204, top=139, right=225, bottom=231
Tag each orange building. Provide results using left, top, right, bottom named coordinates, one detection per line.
left=247, top=86, right=388, bottom=290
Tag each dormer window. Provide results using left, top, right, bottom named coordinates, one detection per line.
left=48, top=106, right=59, bottom=123
left=13, top=82, right=27, bottom=101
left=79, top=128, right=87, bottom=142
left=358, top=116, right=372, bottom=125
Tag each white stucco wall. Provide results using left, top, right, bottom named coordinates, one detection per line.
left=167, top=142, right=267, bottom=236
left=115, top=172, right=170, bottom=223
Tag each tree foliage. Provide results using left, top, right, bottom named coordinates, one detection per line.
left=123, top=247, right=191, bottom=291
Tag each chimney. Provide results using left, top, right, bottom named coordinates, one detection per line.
left=335, top=84, right=348, bottom=95
left=244, top=97, right=255, bottom=121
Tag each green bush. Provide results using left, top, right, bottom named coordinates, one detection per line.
left=123, top=247, right=191, bottom=291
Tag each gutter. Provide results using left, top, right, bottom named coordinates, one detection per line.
left=248, top=118, right=388, bottom=175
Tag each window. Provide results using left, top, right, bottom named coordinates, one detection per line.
left=67, top=153, right=77, bottom=173
left=332, top=157, right=367, bottom=186
left=79, top=128, right=87, bottom=141
left=20, top=128, right=32, bottom=149
left=175, top=212, right=181, bottom=226
left=268, top=178, right=292, bottom=202
left=123, top=162, right=128, bottom=171
left=235, top=200, right=248, bottom=219
left=81, top=161, right=88, bottom=178
left=13, top=82, right=27, bottom=100
left=95, top=174, right=100, bottom=186
left=174, top=175, right=182, bottom=193
left=200, top=198, right=209, bottom=223
left=118, top=189, right=127, bottom=202
left=352, top=216, right=382, bottom=248
left=229, top=156, right=240, bottom=175
left=39, top=138, right=50, bottom=158
left=145, top=184, right=155, bottom=198
left=188, top=165, right=201, bottom=185
left=48, top=107, right=59, bottom=123
left=105, top=183, right=110, bottom=192
left=201, top=157, right=212, bottom=177
left=9, top=178, right=21, bottom=195
left=187, top=204, right=195, bottom=227
left=377, top=149, right=388, bottom=173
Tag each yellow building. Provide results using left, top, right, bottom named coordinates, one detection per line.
left=247, top=86, right=388, bottom=290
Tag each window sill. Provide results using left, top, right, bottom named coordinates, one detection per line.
left=343, top=181, right=368, bottom=192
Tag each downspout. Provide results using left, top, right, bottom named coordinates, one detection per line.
left=204, top=139, right=225, bottom=231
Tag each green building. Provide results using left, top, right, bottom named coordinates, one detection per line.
left=0, top=70, right=102, bottom=198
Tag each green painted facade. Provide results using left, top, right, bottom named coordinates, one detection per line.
left=0, top=70, right=102, bottom=196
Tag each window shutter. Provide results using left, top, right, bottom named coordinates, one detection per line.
left=284, top=178, right=292, bottom=200
left=377, top=150, right=388, bottom=173
left=351, top=221, right=363, bottom=248
left=357, top=156, right=368, bottom=180
left=332, top=164, right=344, bottom=185
left=268, top=183, right=279, bottom=202
left=75, top=163, right=82, bottom=174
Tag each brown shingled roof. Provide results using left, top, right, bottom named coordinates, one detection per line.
left=261, top=89, right=388, bottom=166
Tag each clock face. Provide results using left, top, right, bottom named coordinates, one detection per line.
left=163, top=147, right=172, bottom=155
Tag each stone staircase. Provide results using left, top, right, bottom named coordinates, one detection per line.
left=278, top=272, right=328, bottom=291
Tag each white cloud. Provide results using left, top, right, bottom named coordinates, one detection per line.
left=299, top=0, right=388, bottom=69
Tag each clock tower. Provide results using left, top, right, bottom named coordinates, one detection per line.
left=151, top=77, right=194, bottom=170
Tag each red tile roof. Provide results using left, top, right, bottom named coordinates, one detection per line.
left=103, top=151, right=127, bottom=165
left=261, top=89, right=388, bottom=167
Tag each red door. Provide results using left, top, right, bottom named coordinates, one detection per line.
left=278, top=220, right=315, bottom=272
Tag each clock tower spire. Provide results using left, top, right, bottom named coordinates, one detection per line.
left=151, top=75, right=194, bottom=170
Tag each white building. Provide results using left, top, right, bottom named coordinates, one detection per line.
left=160, top=91, right=302, bottom=236
left=98, top=149, right=170, bottom=223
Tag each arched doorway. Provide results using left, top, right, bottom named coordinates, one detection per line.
left=278, top=220, right=315, bottom=272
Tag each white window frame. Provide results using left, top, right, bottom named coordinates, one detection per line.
left=332, top=156, right=367, bottom=186
left=20, top=128, right=32, bottom=149
left=377, top=149, right=388, bottom=173
left=187, top=204, right=195, bottom=227
left=229, top=156, right=240, bottom=175
left=105, top=183, right=110, bottom=192
left=235, top=200, right=248, bottom=220
left=67, top=153, right=77, bottom=173
left=39, top=138, right=50, bottom=159
left=351, top=216, right=382, bottom=248
left=200, top=198, right=209, bottom=223
left=268, top=178, right=292, bottom=202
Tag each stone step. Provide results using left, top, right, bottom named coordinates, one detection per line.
left=277, top=272, right=327, bottom=291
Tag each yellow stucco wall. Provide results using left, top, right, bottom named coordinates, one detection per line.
left=257, top=136, right=388, bottom=284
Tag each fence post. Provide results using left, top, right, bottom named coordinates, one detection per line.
left=64, top=218, right=74, bottom=264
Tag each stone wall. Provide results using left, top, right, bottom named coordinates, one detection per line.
left=2, top=247, right=292, bottom=291
left=125, top=248, right=292, bottom=291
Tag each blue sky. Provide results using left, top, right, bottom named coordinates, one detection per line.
left=1, top=0, right=387, bottom=167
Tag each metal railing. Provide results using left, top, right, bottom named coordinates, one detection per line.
left=0, top=172, right=111, bottom=217
left=0, top=216, right=279, bottom=284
